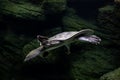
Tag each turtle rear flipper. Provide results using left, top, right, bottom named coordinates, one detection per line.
left=78, top=35, right=101, bottom=44
left=24, top=46, right=43, bottom=62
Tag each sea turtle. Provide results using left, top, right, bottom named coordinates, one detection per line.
left=24, top=29, right=101, bottom=61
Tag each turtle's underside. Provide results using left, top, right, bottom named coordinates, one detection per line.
left=24, top=29, right=101, bottom=61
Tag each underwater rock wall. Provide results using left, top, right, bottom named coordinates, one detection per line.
left=0, top=0, right=120, bottom=80
left=0, top=0, right=66, bottom=35
left=100, top=68, right=120, bottom=80
left=0, top=0, right=66, bottom=20
left=98, top=1, right=120, bottom=80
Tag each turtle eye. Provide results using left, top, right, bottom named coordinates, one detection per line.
left=37, top=35, right=47, bottom=42
left=37, top=35, right=41, bottom=38
left=37, top=35, right=41, bottom=39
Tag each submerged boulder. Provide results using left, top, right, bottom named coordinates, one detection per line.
left=0, top=0, right=66, bottom=20
left=0, top=0, right=45, bottom=20
left=100, top=68, right=120, bottom=80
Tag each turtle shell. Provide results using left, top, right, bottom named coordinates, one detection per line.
left=48, top=29, right=94, bottom=41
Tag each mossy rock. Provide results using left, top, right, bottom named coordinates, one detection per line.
left=100, top=68, right=120, bottom=80
left=0, top=0, right=66, bottom=21
left=97, top=4, right=120, bottom=45
left=96, top=3, right=120, bottom=80
left=0, top=0, right=45, bottom=20
left=43, top=0, right=66, bottom=15
left=0, top=33, right=29, bottom=80
left=62, top=8, right=99, bottom=31
left=70, top=44, right=116, bottom=80
left=99, top=5, right=114, bottom=12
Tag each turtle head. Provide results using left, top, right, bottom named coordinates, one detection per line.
left=37, top=35, right=48, bottom=46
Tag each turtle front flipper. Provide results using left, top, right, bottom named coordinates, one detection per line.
left=64, top=44, right=71, bottom=54
left=24, top=46, right=44, bottom=62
